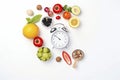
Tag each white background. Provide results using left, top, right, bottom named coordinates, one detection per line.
left=0, top=0, right=120, bottom=80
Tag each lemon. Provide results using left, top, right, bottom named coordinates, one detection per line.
left=23, top=23, right=39, bottom=39
left=69, top=17, right=80, bottom=28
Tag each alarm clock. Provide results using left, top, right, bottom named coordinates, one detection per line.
left=50, top=23, right=70, bottom=49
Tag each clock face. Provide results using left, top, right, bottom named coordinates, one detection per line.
left=51, top=31, right=69, bottom=49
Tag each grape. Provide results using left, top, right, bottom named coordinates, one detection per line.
left=43, top=47, right=50, bottom=53
left=43, top=53, right=49, bottom=58
left=48, top=11, right=53, bottom=17
left=41, top=57, right=46, bottom=61
left=37, top=47, right=52, bottom=61
left=38, top=47, right=43, bottom=53
left=37, top=52, right=42, bottom=57
left=44, top=7, right=50, bottom=12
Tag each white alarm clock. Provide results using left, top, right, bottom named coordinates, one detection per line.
left=50, top=23, right=70, bottom=49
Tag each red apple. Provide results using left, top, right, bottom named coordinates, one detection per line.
left=53, top=4, right=63, bottom=14
left=33, top=36, right=43, bottom=47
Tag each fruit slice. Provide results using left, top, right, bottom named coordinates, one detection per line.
left=71, top=6, right=80, bottom=16
left=69, top=17, right=80, bottom=28
left=62, top=51, right=72, bottom=65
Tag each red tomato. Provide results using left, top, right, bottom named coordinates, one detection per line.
left=62, top=51, right=72, bottom=65
left=63, top=11, right=71, bottom=20
left=53, top=4, right=63, bottom=14
left=33, top=36, right=43, bottom=47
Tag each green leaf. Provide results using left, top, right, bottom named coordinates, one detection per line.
left=31, top=14, right=42, bottom=23
left=26, top=18, right=32, bottom=23
left=63, top=5, right=68, bottom=11
left=26, top=14, right=42, bottom=24
left=67, top=7, right=72, bottom=12
left=26, top=18, right=31, bottom=22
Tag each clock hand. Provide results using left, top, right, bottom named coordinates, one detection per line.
left=54, top=35, right=61, bottom=40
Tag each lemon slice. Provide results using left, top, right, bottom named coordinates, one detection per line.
left=71, top=6, right=80, bottom=16
left=69, top=17, right=80, bottom=28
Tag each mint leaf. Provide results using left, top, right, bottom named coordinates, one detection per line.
left=26, top=14, right=42, bottom=24
left=26, top=18, right=32, bottom=23
left=26, top=18, right=31, bottom=21
left=31, top=14, right=42, bottom=23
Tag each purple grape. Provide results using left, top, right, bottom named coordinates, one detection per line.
left=44, top=7, right=50, bottom=12
left=48, top=11, right=53, bottom=17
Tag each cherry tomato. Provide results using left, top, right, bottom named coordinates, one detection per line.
left=63, top=11, right=71, bottom=20
left=53, top=4, right=63, bottom=14
left=56, top=16, right=61, bottom=20
left=33, top=36, right=43, bottom=47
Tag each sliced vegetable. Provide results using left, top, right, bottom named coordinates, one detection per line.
left=62, top=51, right=72, bottom=65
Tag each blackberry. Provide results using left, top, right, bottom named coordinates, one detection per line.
left=42, top=17, right=52, bottom=27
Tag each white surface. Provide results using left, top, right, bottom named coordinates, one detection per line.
left=0, top=0, right=120, bottom=80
